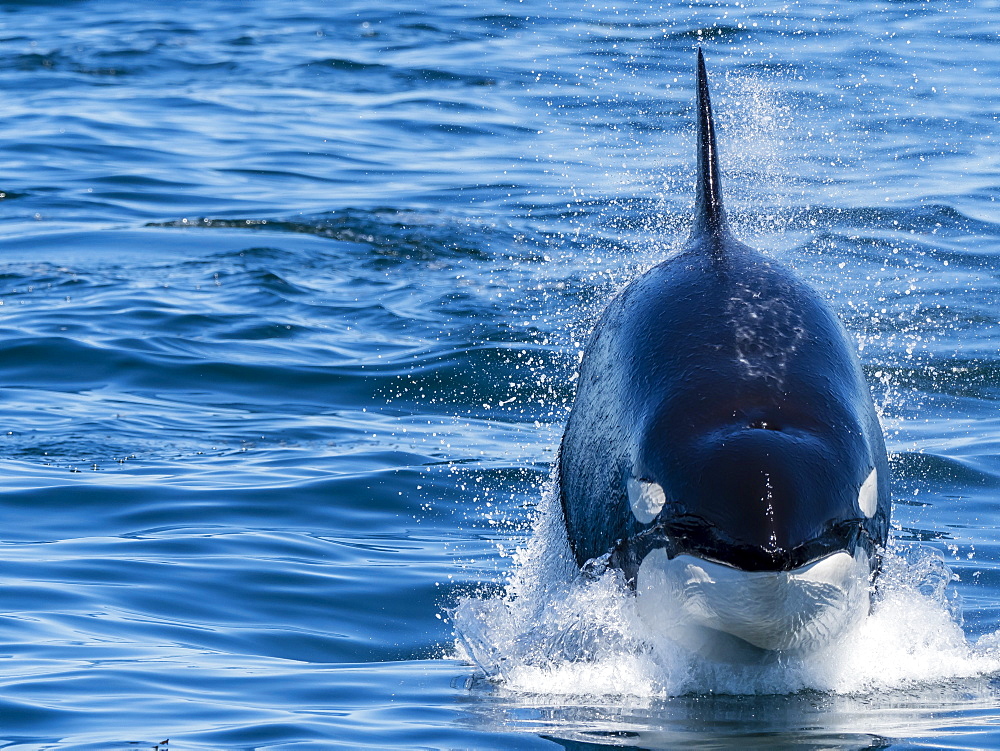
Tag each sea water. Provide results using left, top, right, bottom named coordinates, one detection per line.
left=0, top=0, right=998, bottom=748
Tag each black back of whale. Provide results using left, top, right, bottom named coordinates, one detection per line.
left=558, top=51, right=890, bottom=576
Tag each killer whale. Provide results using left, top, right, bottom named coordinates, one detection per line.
left=557, top=50, right=891, bottom=660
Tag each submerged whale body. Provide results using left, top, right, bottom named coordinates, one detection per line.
left=557, top=51, right=891, bottom=661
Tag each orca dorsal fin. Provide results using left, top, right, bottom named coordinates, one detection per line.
left=691, top=49, right=730, bottom=244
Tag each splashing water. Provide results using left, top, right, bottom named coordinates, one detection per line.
left=451, top=476, right=1000, bottom=697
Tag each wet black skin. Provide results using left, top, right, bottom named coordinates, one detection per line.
left=558, top=51, right=891, bottom=581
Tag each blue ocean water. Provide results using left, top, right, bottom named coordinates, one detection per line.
left=0, top=0, right=998, bottom=747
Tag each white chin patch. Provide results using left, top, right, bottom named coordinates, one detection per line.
left=627, top=477, right=666, bottom=523
left=635, top=549, right=871, bottom=662
left=858, top=467, right=878, bottom=518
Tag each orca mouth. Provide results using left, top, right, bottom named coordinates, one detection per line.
left=634, top=548, right=873, bottom=660
left=607, top=515, right=875, bottom=584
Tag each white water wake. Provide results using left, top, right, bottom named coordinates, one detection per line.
left=451, top=479, right=1000, bottom=697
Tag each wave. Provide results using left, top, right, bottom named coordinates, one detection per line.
left=450, top=481, right=1000, bottom=698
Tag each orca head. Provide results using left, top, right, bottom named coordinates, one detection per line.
left=625, top=399, right=881, bottom=572
left=619, top=416, right=882, bottom=660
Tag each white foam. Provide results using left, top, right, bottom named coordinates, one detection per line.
left=450, top=480, right=1000, bottom=697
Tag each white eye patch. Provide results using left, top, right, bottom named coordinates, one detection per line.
left=858, top=467, right=878, bottom=518
left=627, top=477, right=666, bottom=523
